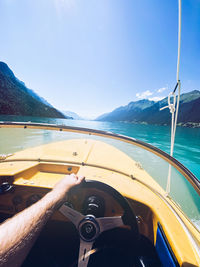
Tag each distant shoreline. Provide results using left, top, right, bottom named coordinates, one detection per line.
left=0, top=114, right=200, bottom=128
left=115, top=120, right=200, bottom=128
left=177, top=122, right=200, bottom=128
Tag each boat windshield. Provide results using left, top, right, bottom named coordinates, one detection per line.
left=0, top=123, right=200, bottom=232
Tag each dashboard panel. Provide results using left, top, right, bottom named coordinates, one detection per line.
left=0, top=184, right=124, bottom=222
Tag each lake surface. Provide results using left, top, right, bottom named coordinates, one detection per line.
left=1, top=115, right=199, bottom=180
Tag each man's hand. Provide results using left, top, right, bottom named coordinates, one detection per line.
left=51, top=173, right=85, bottom=203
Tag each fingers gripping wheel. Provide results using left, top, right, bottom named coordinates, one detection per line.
left=59, top=180, right=139, bottom=267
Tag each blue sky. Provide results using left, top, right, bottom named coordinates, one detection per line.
left=0, top=0, right=200, bottom=118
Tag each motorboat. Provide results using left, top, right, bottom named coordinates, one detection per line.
left=0, top=121, right=199, bottom=266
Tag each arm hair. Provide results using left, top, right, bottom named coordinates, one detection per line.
left=0, top=190, right=61, bottom=267
left=0, top=174, right=84, bottom=267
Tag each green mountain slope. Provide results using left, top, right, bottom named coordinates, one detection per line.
left=0, top=62, right=67, bottom=119
left=97, top=99, right=155, bottom=121
left=96, top=90, right=200, bottom=126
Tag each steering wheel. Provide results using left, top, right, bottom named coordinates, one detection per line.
left=59, top=180, right=139, bottom=267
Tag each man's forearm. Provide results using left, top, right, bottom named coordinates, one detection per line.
left=0, top=173, right=84, bottom=267
left=0, top=189, right=63, bottom=267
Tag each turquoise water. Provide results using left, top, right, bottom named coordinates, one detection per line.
left=1, top=115, right=199, bottom=181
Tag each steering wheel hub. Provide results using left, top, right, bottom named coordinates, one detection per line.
left=79, top=216, right=100, bottom=242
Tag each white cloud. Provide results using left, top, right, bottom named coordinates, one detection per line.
left=157, top=87, right=167, bottom=93
left=136, top=90, right=153, bottom=99
left=149, top=96, right=165, bottom=102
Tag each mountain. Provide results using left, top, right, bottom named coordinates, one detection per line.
left=96, top=99, right=155, bottom=121
left=62, top=110, right=83, bottom=120
left=96, top=90, right=200, bottom=127
left=0, top=62, right=68, bottom=119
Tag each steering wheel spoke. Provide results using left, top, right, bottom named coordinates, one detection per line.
left=59, top=202, right=84, bottom=228
left=78, top=239, right=94, bottom=267
left=96, top=216, right=124, bottom=233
